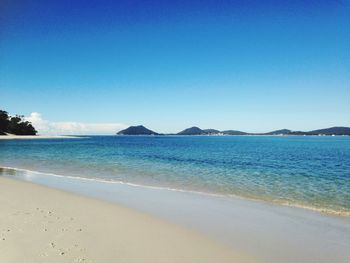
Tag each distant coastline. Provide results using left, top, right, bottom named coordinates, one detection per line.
left=117, top=125, right=350, bottom=136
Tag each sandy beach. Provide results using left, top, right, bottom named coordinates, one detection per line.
left=0, top=177, right=258, bottom=263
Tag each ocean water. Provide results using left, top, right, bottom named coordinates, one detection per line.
left=1, top=135, right=350, bottom=216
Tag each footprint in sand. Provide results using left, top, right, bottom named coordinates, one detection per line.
left=58, top=247, right=69, bottom=256
left=74, top=258, right=87, bottom=262
left=1, top=230, right=9, bottom=241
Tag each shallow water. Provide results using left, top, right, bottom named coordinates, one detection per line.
left=0, top=135, right=349, bottom=216
left=1, top=167, right=350, bottom=263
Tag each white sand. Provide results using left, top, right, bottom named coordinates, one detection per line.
left=0, top=177, right=259, bottom=263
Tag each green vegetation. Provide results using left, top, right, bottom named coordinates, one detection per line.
left=177, top=126, right=205, bottom=135
left=0, top=110, right=37, bottom=135
left=118, top=125, right=350, bottom=136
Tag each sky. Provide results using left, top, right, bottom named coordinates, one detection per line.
left=1, top=0, right=349, bottom=134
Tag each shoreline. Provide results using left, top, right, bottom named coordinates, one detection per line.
left=1, top=165, right=349, bottom=218
left=0, top=176, right=256, bottom=263
left=0, top=135, right=81, bottom=140
left=1, top=166, right=350, bottom=263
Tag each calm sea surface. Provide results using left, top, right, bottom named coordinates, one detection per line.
left=1, top=136, right=349, bottom=216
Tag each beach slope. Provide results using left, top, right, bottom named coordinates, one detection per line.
left=0, top=177, right=258, bottom=263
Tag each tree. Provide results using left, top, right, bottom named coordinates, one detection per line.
left=0, top=110, right=10, bottom=134
left=0, top=110, right=38, bottom=136
left=7, top=115, right=37, bottom=135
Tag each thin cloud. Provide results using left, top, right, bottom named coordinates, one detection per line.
left=25, top=112, right=127, bottom=135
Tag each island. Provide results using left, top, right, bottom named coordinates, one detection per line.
left=117, top=125, right=159, bottom=135
left=117, top=125, right=350, bottom=136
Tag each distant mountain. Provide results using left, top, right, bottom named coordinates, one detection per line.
left=177, top=126, right=204, bottom=135
left=117, top=125, right=350, bottom=136
left=117, top=125, right=159, bottom=135
left=263, top=129, right=292, bottom=135
left=176, top=126, right=350, bottom=136
left=261, top=127, right=350, bottom=136
left=306, top=127, right=350, bottom=136
left=222, top=130, right=247, bottom=135
left=202, top=129, right=221, bottom=134
left=178, top=127, right=246, bottom=135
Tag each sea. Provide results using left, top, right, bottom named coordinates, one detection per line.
left=1, top=135, right=349, bottom=217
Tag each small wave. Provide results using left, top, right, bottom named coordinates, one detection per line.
left=0, top=166, right=227, bottom=197
left=1, top=165, right=349, bottom=218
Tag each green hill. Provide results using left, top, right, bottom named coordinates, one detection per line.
left=117, top=125, right=159, bottom=135
left=306, top=127, right=350, bottom=135
left=177, top=127, right=205, bottom=135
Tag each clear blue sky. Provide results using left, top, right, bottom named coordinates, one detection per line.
left=1, top=0, right=349, bottom=133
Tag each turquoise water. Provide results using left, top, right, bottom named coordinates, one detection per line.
left=1, top=135, right=350, bottom=216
